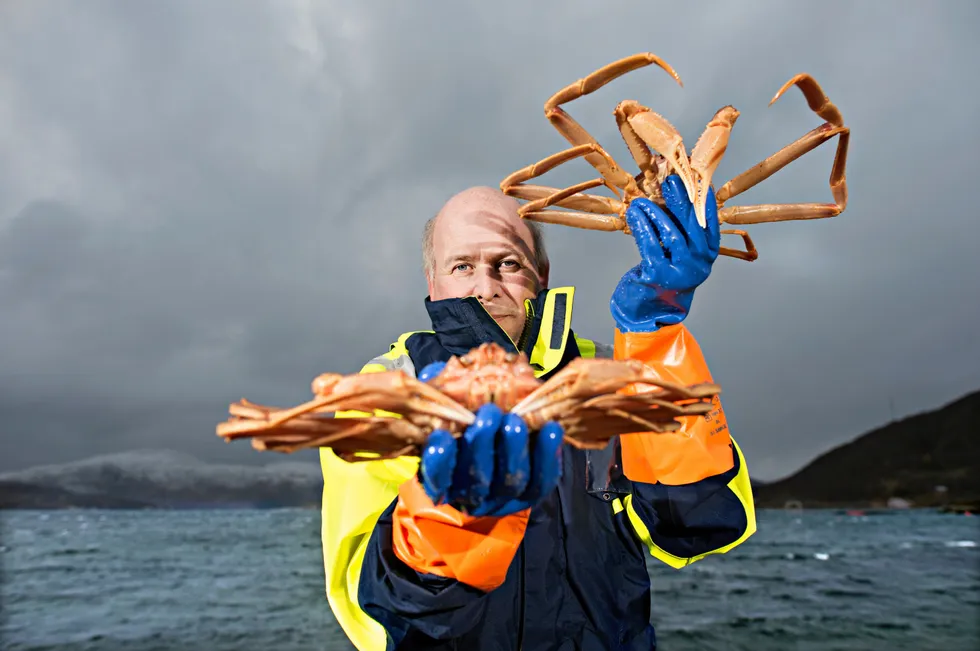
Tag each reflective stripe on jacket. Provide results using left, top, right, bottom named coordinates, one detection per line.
left=319, top=286, right=755, bottom=650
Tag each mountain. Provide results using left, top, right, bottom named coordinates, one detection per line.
left=0, top=449, right=323, bottom=509
left=753, top=389, right=980, bottom=509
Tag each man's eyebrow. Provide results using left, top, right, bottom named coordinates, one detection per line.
left=441, top=246, right=531, bottom=267
left=442, top=254, right=474, bottom=268
left=485, top=246, right=531, bottom=260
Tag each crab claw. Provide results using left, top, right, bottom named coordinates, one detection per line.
left=618, top=101, right=697, bottom=208
left=689, top=106, right=740, bottom=228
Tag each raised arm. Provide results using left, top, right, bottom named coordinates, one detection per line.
left=608, top=175, right=756, bottom=567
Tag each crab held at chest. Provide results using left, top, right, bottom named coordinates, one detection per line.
left=216, top=342, right=721, bottom=462
left=426, top=343, right=543, bottom=412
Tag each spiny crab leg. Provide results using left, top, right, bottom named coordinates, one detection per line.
left=715, top=73, right=849, bottom=225
left=501, top=142, right=633, bottom=203
left=511, top=358, right=714, bottom=418
left=264, top=373, right=474, bottom=428
left=505, top=183, right=622, bottom=215
left=542, top=53, right=683, bottom=201
left=718, top=229, right=758, bottom=261
left=520, top=179, right=627, bottom=232
left=500, top=143, right=633, bottom=232
left=544, top=52, right=684, bottom=114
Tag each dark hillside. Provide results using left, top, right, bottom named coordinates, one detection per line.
left=755, top=390, right=980, bottom=508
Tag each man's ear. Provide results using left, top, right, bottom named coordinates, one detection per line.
left=425, top=271, right=436, bottom=297
left=538, top=261, right=550, bottom=289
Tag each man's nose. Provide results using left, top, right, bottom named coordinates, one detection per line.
left=473, top=267, right=501, bottom=300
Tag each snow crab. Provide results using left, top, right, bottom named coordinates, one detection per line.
left=215, top=342, right=720, bottom=461
left=499, top=52, right=849, bottom=261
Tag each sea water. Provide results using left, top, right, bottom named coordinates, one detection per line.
left=2, top=509, right=977, bottom=650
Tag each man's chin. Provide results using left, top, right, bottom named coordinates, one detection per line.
left=488, top=315, right=524, bottom=343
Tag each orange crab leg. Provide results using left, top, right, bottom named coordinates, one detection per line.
left=500, top=144, right=632, bottom=231
left=718, top=229, right=759, bottom=261
left=715, top=74, right=849, bottom=225
left=501, top=143, right=631, bottom=201
left=542, top=53, right=683, bottom=201
left=503, top=184, right=622, bottom=214
left=520, top=209, right=626, bottom=232
left=264, top=374, right=473, bottom=428
left=544, top=53, right=684, bottom=113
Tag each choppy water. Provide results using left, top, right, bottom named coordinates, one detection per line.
left=2, top=508, right=977, bottom=650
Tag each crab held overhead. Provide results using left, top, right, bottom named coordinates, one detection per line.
left=215, top=342, right=720, bottom=460
left=499, top=52, right=850, bottom=262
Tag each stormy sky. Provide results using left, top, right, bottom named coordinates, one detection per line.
left=1, top=0, right=977, bottom=480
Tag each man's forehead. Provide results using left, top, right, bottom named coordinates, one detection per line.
left=439, top=237, right=526, bottom=259
left=434, top=193, right=533, bottom=248
left=436, top=218, right=532, bottom=253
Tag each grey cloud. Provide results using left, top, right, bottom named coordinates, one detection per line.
left=1, top=0, right=978, bottom=479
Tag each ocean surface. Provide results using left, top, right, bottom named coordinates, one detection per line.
left=2, top=508, right=977, bottom=651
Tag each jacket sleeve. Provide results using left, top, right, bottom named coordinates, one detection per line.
left=318, top=358, right=420, bottom=650
left=321, top=359, right=529, bottom=649
left=614, top=324, right=757, bottom=568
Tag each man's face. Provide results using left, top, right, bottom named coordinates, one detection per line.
left=427, top=188, right=547, bottom=344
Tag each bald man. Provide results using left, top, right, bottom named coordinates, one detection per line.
left=319, top=180, right=756, bottom=651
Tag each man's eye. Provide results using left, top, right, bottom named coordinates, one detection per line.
left=500, top=260, right=520, bottom=270
left=453, top=264, right=471, bottom=272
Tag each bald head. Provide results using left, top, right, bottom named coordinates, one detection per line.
left=421, top=185, right=550, bottom=343
left=440, top=185, right=522, bottom=216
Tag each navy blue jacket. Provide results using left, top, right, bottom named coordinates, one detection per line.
left=332, top=287, right=755, bottom=650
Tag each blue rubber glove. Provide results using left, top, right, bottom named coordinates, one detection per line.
left=610, top=175, right=721, bottom=332
left=416, top=361, right=564, bottom=517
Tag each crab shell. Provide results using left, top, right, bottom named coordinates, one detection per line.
left=427, top=343, right=543, bottom=412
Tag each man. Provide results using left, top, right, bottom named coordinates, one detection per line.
left=319, top=176, right=756, bottom=650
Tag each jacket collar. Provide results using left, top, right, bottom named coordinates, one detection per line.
left=424, top=286, right=577, bottom=378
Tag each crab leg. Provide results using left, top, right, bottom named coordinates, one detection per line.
left=264, top=373, right=473, bottom=428
left=689, top=106, right=740, bottom=228
left=517, top=179, right=606, bottom=213
left=718, top=229, right=758, bottom=261
left=500, top=144, right=632, bottom=231
left=544, top=53, right=684, bottom=113
left=521, top=209, right=626, bottom=232
left=512, top=358, right=713, bottom=417
left=543, top=108, right=638, bottom=194
left=501, top=143, right=632, bottom=201
left=715, top=74, right=849, bottom=225
left=504, top=184, right=622, bottom=214
left=542, top=53, right=683, bottom=201
left=519, top=179, right=628, bottom=231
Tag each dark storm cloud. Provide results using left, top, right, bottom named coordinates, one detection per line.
left=1, top=0, right=978, bottom=478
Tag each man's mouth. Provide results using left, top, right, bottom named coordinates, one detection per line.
left=483, top=307, right=512, bottom=319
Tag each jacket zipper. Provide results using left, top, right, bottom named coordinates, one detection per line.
left=477, top=301, right=534, bottom=651
left=473, top=299, right=534, bottom=355
left=474, top=298, right=531, bottom=650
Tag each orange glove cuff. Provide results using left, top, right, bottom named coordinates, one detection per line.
left=391, top=477, right=530, bottom=592
left=614, top=325, right=734, bottom=485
